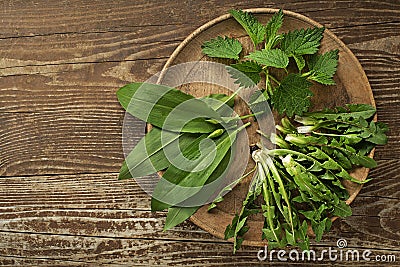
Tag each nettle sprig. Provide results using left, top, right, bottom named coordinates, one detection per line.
left=202, top=9, right=339, bottom=117
left=201, top=9, right=388, bottom=252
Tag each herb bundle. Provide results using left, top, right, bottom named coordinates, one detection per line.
left=202, top=9, right=338, bottom=117
left=218, top=104, right=388, bottom=252
left=117, top=82, right=249, bottom=229
left=117, top=9, right=388, bottom=253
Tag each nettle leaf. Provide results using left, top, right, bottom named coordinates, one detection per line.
left=230, top=61, right=263, bottom=85
left=227, top=65, right=258, bottom=89
left=265, top=9, right=284, bottom=49
left=281, top=27, right=325, bottom=56
left=307, top=49, right=339, bottom=85
left=293, top=55, right=306, bottom=71
left=246, top=48, right=289, bottom=69
left=202, top=36, right=243, bottom=59
left=117, top=82, right=221, bottom=133
left=271, top=73, right=313, bottom=116
left=229, top=9, right=266, bottom=46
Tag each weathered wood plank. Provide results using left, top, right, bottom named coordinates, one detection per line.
left=0, top=17, right=398, bottom=74
left=0, top=0, right=398, bottom=38
left=0, top=27, right=182, bottom=71
left=1, top=1, right=399, bottom=265
left=0, top=21, right=398, bottom=176
left=0, top=163, right=398, bottom=250
left=0, top=108, right=398, bottom=177
left=0, top=231, right=398, bottom=266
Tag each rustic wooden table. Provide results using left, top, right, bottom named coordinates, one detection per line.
left=0, top=1, right=399, bottom=266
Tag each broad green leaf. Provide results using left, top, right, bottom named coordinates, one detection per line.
left=119, top=128, right=190, bottom=179
left=164, top=206, right=199, bottom=231
left=202, top=93, right=235, bottom=118
left=271, top=73, right=313, bottom=116
left=281, top=27, right=325, bottom=56
left=117, top=82, right=222, bottom=133
left=307, top=49, right=339, bottom=85
left=230, top=61, right=263, bottom=85
left=181, top=148, right=232, bottom=211
left=151, top=125, right=245, bottom=211
left=246, top=48, right=289, bottom=69
left=229, top=9, right=266, bottom=46
left=202, top=36, right=243, bottom=59
left=119, top=93, right=236, bottom=180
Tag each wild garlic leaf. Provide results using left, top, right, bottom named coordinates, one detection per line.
left=119, top=128, right=196, bottom=180
left=164, top=149, right=232, bottom=229
left=117, top=82, right=221, bottom=133
left=246, top=48, right=289, bottom=69
left=202, top=93, right=235, bottom=118
left=265, top=9, right=284, bottom=49
left=281, top=27, right=325, bottom=56
left=202, top=36, right=243, bottom=59
left=164, top=206, right=199, bottom=231
left=151, top=124, right=248, bottom=211
left=307, top=49, right=339, bottom=85
left=229, top=9, right=266, bottom=47
left=271, top=73, right=313, bottom=116
left=118, top=91, right=237, bottom=180
left=230, top=61, right=263, bottom=85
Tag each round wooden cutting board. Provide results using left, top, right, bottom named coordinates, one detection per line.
left=160, top=8, right=375, bottom=247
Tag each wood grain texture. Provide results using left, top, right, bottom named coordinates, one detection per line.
left=0, top=167, right=397, bottom=265
left=0, top=0, right=398, bottom=38
left=0, top=24, right=399, bottom=176
left=1, top=0, right=399, bottom=265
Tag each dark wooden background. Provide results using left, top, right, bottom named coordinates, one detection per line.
left=0, top=1, right=399, bottom=266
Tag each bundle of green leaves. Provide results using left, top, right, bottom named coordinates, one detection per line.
left=202, top=9, right=339, bottom=117
left=117, top=82, right=250, bottom=230
left=217, top=104, right=388, bottom=252
left=117, top=9, right=389, bottom=253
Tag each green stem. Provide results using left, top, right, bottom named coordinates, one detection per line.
left=209, top=166, right=256, bottom=207
left=266, top=148, right=322, bottom=167
left=225, top=111, right=265, bottom=121
left=215, top=86, right=244, bottom=112
left=301, top=71, right=312, bottom=77
left=261, top=168, right=281, bottom=243
left=267, top=73, right=281, bottom=86
left=259, top=150, right=296, bottom=239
